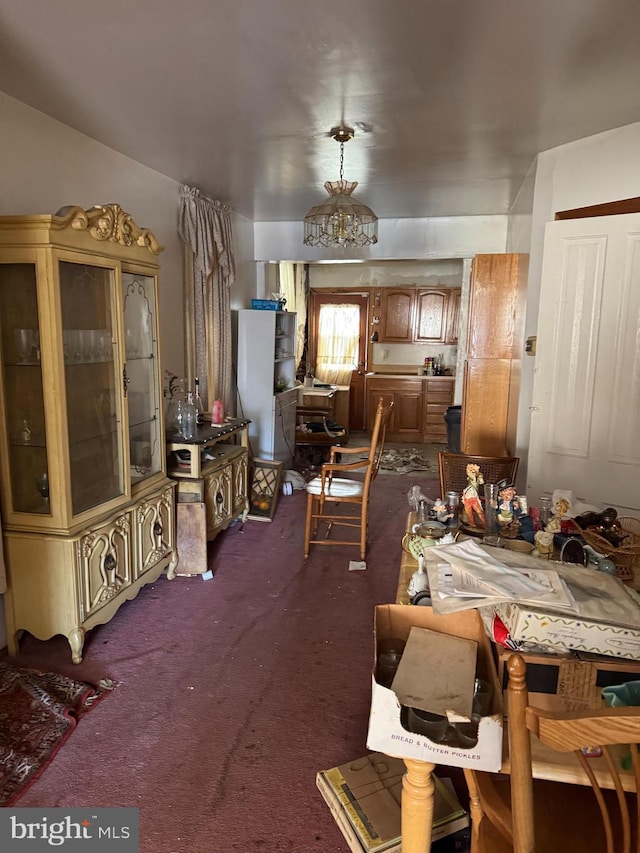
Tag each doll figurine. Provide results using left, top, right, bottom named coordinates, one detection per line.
left=462, top=463, right=485, bottom=527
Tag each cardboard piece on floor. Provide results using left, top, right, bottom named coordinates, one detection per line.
left=316, top=752, right=468, bottom=853
left=349, top=560, right=367, bottom=571
left=390, top=626, right=477, bottom=719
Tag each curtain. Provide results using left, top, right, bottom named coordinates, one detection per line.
left=178, top=185, right=236, bottom=413
left=278, top=261, right=307, bottom=372
left=315, top=303, right=360, bottom=385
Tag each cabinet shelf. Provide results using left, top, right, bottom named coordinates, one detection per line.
left=237, top=310, right=297, bottom=466
left=129, top=414, right=158, bottom=430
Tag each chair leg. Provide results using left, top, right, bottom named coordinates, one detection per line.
left=304, top=492, right=314, bottom=558
left=360, top=501, right=368, bottom=559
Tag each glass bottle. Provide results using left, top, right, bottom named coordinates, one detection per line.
left=182, top=392, right=197, bottom=439
left=193, top=377, right=205, bottom=425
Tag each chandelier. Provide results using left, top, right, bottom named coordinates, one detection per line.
left=303, top=125, right=378, bottom=248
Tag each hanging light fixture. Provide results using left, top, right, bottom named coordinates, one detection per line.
left=303, top=125, right=378, bottom=248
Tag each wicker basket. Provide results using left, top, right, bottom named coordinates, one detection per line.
left=578, top=517, right=640, bottom=584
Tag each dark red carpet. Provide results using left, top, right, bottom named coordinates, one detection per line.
left=4, top=473, right=442, bottom=852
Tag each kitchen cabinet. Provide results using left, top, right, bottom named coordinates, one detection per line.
left=0, top=204, right=177, bottom=663
left=445, top=287, right=462, bottom=344
left=379, top=286, right=460, bottom=344
left=366, top=375, right=454, bottom=443
left=366, top=378, right=423, bottom=440
left=379, top=288, right=414, bottom=341
left=167, top=420, right=249, bottom=576
left=236, top=309, right=297, bottom=466
left=423, top=378, right=455, bottom=441
left=414, top=289, right=450, bottom=343
left=461, top=253, right=527, bottom=456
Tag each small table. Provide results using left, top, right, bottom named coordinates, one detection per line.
left=167, top=419, right=250, bottom=575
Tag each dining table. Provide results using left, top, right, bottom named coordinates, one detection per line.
left=388, top=511, right=638, bottom=853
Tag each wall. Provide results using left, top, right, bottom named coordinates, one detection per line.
left=515, top=121, right=640, bottom=486
left=0, top=92, right=185, bottom=377
left=254, top=215, right=508, bottom=262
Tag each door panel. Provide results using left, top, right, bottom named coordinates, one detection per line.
left=527, top=214, right=640, bottom=513
left=310, top=291, right=369, bottom=431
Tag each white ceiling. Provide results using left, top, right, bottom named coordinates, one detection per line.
left=2, top=0, right=640, bottom=222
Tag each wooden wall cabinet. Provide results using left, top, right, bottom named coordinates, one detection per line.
left=379, top=286, right=461, bottom=344
left=414, top=289, right=450, bottom=342
left=379, top=288, right=415, bottom=341
left=445, top=288, right=462, bottom=344
left=0, top=204, right=177, bottom=663
left=461, top=253, right=527, bottom=456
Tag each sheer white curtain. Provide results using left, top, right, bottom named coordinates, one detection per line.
left=178, top=186, right=236, bottom=412
left=278, top=261, right=307, bottom=371
left=315, top=303, right=359, bottom=385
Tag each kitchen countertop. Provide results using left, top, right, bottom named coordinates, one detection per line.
left=366, top=371, right=455, bottom=379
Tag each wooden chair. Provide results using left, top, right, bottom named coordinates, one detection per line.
left=303, top=397, right=394, bottom=559
left=438, top=452, right=519, bottom=505
left=466, top=654, right=640, bottom=853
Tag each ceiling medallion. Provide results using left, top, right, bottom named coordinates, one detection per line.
left=303, top=125, right=378, bottom=248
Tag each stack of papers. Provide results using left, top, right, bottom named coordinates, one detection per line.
left=425, top=539, right=578, bottom=614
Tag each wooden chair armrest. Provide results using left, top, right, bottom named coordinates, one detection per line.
left=321, top=459, right=368, bottom=476
left=328, top=445, right=366, bottom=463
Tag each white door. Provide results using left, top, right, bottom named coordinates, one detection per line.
left=527, top=213, right=640, bottom=514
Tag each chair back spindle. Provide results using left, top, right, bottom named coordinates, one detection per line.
left=507, top=654, right=640, bottom=853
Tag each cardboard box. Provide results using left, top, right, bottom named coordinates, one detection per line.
left=366, top=605, right=503, bottom=772
left=496, top=647, right=640, bottom=713
left=316, top=752, right=469, bottom=853
left=491, top=600, right=640, bottom=661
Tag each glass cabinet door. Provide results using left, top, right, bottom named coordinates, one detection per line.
left=60, top=260, right=125, bottom=515
left=122, top=272, right=162, bottom=486
left=0, top=263, right=50, bottom=515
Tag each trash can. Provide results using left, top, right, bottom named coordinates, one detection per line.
left=444, top=405, right=462, bottom=453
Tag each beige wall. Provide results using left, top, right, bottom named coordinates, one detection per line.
left=0, top=92, right=186, bottom=377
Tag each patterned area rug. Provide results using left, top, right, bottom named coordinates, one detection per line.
left=379, top=447, right=435, bottom=474
left=0, top=662, right=116, bottom=806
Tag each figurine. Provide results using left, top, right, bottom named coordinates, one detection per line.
left=546, top=496, right=571, bottom=533
left=496, top=481, right=523, bottom=537
left=496, top=482, right=521, bottom=524
left=462, top=463, right=485, bottom=528
left=534, top=530, right=554, bottom=559
left=433, top=498, right=452, bottom=524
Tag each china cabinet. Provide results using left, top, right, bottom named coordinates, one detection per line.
left=0, top=204, right=177, bottom=662
left=236, top=309, right=298, bottom=466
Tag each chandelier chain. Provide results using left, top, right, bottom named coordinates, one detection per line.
left=339, top=141, right=345, bottom=183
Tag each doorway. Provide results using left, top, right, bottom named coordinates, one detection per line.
left=309, top=291, right=369, bottom=431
